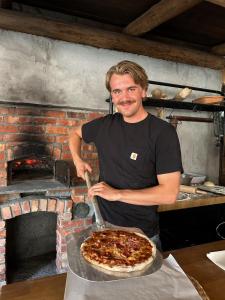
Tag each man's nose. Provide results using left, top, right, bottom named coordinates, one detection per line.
left=121, top=89, right=130, bottom=99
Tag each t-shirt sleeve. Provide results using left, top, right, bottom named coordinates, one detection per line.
left=82, top=117, right=104, bottom=144
left=155, top=125, right=183, bottom=174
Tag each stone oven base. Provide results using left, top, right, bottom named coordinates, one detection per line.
left=0, top=186, right=93, bottom=286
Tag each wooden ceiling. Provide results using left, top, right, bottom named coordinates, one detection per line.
left=0, top=0, right=225, bottom=69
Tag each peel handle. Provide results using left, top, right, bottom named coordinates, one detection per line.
left=84, top=172, right=105, bottom=228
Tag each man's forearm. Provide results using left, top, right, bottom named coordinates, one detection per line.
left=118, top=184, right=179, bottom=206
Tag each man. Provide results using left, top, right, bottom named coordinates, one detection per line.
left=69, top=60, right=183, bottom=249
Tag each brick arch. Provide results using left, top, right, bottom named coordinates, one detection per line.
left=0, top=197, right=72, bottom=220
left=0, top=197, right=92, bottom=285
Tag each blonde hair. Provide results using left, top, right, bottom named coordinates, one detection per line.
left=105, top=60, right=148, bottom=92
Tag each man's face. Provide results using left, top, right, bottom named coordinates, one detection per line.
left=110, top=74, right=147, bottom=120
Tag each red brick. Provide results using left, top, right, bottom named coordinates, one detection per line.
left=55, top=119, right=69, bottom=126
left=61, top=152, right=71, bottom=160
left=73, top=186, right=87, bottom=195
left=18, top=125, right=44, bottom=134
left=58, top=219, right=84, bottom=229
left=0, top=162, right=6, bottom=169
left=57, top=212, right=72, bottom=221
left=68, top=120, right=81, bottom=127
left=43, top=110, right=66, bottom=118
left=82, top=152, right=98, bottom=159
left=0, top=145, right=5, bottom=151
left=55, top=136, right=68, bottom=143
left=1, top=207, right=12, bottom=220
left=61, top=152, right=72, bottom=160
left=0, top=152, right=5, bottom=161
left=62, top=144, right=70, bottom=152
left=16, top=107, right=41, bottom=116
left=56, top=200, right=65, bottom=214
left=0, top=107, right=16, bottom=115
left=82, top=144, right=95, bottom=151
left=48, top=199, right=56, bottom=212
left=0, top=221, right=5, bottom=229
left=0, top=230, right=6, bottom=238
left=33, top=117, right=56, bottom=125
left=46, top=126, right=67, bottom=135
left=71, top=194, right=84, bottom=203
left=53, top=147, right=61, bottom=159
left=66, top=112, right=86, bottom=119
left=87, top=112, right=104, bottom=121
left=42, top=135, right=56, bottom=143
left=85, top=217, right=93, bottom=226
left=64, top=200, right=72, bottom=212
left=20, top=201, right=30, bottom=214
left=10, top=202, right=21, bottom=217
left=0, top=170, right=6, bottom=179
left=30, top=200, right=39, bottom=212
left=0, top=125, right=18, bottom=133
left=39, top=199, right=47, bottom=211
left=0, top=247, right=5, bottom=255
left=0, top=178, right=7, bottom=187
left=5, top=116, right=32, bottom=124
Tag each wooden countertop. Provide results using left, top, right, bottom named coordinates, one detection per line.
left=1, top=240, right=225, bottom=300
left=158, top=194, right=225, bottom=212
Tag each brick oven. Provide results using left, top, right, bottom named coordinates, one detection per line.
left=0, top=103, right=103, bottom=285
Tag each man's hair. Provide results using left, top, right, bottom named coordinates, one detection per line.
left=105, top=60, right=148, bottom=92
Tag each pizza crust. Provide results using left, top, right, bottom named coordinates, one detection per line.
left=80, top=230, right=156, bottom=273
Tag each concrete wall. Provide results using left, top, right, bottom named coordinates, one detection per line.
left=0, top=29, right=222, bottom=183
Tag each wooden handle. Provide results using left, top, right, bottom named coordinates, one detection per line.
left=180, top=185, right=197, bottom=194
left=180, top=185, right=208, bottom=195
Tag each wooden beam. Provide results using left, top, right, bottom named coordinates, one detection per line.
left=123, top=0, right=203, bottom=36
left=212, top=43, right=225, bottom=55
left=206, top=0, right=225, bottom=8
left=0, top=9, right=224, bottom=70
left=0, top=0, right=12, bottom=9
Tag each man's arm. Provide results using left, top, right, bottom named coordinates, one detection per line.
left=88, top=171, right=181, bottom=205
left=68, top=125, right=92, bottom=180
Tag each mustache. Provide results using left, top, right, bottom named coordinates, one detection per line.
left=117, top=100, right=136, bottom=105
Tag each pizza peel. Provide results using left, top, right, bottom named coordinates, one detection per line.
left=64, top=171, right=162, bottom=288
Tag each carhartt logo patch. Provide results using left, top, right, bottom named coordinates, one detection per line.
left=130, top=152, right=138, bottom=160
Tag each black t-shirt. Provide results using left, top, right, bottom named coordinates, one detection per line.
left=82, top=113, right=183, bottom=237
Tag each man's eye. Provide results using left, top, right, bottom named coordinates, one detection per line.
left=129, top=88, right=136, bottom=92
left=113, top=90, right=121, bottom=95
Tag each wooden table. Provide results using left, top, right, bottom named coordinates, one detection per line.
left=1, top=240, right=225, bottom=300
left=158, top=194, right=225, bottom=212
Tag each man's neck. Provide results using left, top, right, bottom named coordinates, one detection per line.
left=123, top=109, right=148, bottom=123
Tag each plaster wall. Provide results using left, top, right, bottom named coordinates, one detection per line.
left=0, top=29, right=222, bottom=183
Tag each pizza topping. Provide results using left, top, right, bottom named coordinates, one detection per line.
left=81, top=230, right=155, bottom=269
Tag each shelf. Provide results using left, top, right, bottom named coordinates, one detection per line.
left=143, top=98, right=225, bottom=112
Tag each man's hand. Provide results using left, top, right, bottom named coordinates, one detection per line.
left=75, top=159, right=92, bottom=180
left=88, top=182, right=121, bottom=201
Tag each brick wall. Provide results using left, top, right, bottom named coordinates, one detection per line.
left=0, top=103, right=105, bottom=285
left=0, top=104, right=104, bottom=186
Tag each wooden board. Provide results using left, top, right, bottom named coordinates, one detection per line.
left=192, top=96, right=224, bottom=104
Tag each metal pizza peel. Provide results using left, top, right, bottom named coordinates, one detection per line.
left=64, top=172, right=163, bottom=300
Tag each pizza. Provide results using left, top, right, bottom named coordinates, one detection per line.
left=80, top=229, right=156, bottom=273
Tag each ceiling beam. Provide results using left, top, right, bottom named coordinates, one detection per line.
left=0, top=0, right=12, bottom=8
left=123, top=0, right=203, bottom=36
left=0, top=8, right=224, bottom=70
left=212, top=43, right=225, bottom=55
left=206, top=0, right=225, bottom=8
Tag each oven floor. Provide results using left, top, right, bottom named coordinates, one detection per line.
left=6, top=251, right=57, bottom=283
